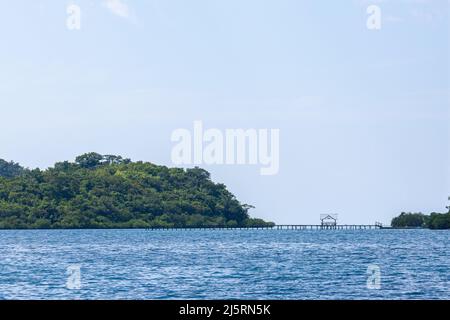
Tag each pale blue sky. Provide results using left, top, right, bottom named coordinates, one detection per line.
left=0, top=0, right=448, bottom=224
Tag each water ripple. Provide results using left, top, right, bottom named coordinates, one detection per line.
left=0, top=229, right=448, bottom=299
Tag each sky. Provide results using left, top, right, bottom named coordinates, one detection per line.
left=0, top=0, right=448, bottom=225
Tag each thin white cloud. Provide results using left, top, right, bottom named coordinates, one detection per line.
left=103, top=0, right=130, bottom=19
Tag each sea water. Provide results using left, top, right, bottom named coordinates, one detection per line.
left=0, top=229, right=448, bottom=299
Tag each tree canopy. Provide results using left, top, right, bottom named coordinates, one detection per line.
left=0, top=159, right=25, bottom=178
left=391, top=209, right=450, bottom=230
left=0, top=153, right=274, bottom=229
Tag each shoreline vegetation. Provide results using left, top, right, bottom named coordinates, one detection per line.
left=391, top=209, right=450, bottom=230
left=0, top=153, right=274, bottom=229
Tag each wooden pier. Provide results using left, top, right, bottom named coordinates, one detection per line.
left=147, top=224, right=383, bottom=231
left=274, top=224, right=381, bottom=230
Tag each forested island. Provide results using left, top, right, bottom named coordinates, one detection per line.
left=391, top=205, right=450, bottom=230
left=0, top=153, right=274, bottom=229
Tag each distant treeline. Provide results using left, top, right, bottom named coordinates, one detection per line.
left=0, top=153, right=274, bottom=229
left=391, top=208, right=450, bottom=230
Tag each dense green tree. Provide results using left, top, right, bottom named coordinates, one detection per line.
left=75, top=152, right=103, bottom=168
left=391, top=212, right=426, bottom=228
left=391, top=199, right=450, bottom=230
left=0, top=159, right=25, bottom=178
left=0, top=153, right=273, bottom=229
left=427, top=212, right=450, bottom=230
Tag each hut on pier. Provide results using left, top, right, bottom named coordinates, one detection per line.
left=320, top=214, right=338, bottom=227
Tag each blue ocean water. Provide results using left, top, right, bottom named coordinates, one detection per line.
left=0, top=229, right=448, bottom=300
